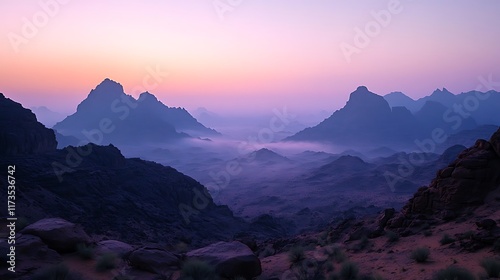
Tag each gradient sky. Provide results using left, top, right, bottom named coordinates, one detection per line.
left=1, top=0, right=500, bottom=115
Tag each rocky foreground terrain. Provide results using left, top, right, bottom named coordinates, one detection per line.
left=0, top=91, right=499, bottom=279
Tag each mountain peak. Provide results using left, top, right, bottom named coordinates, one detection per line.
left=92, top=78, right=124, bottom=96
left=139, top=91, right=158, bottom=102
left=356, top=85, right=368, bottom=91
left=346, top=86, right=389, bottom=110
left=431, top=88, right=453, bottom=96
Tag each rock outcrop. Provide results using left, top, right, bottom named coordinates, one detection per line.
left=21, top=218, right=91, bottom=253
left=95, top=240, right=134, bottom=257
left=0, top=93, right=57, bottom=155
left=128, top=247, right=180, bottom=274
left=388, top=127, right=500, bottom=228
left=186, top=241, right=262, bottom=279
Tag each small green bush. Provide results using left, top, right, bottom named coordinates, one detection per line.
left=180, top=259, right=218, bottom=280
left=340, top=261, right=359, bottom=280
left=440, top=234, right=455, bottom=245
left=410, top=247, right=430, bottom=263
left=480, top=258, right=500, bottom=278
left=325, top=246, right=347, bottom=263
left=76, top=243, right=94, bottom=260
left=433, top=266, right=475, bottom=280
left=95, top=253, right=117, bottom=272
left=288, top=247, right=306, bottom=265
left=386, top=231, right=400, bottom=243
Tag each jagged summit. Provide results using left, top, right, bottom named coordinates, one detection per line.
left=431, top=87, right=453, bottom=96
left=54, top=79, right=219, bottom=144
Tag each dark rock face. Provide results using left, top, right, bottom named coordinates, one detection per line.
left=186, top=241, right=262, bottom=279
left=0, top=93, right=57, bottom=155
left=21, top=218, right=91, bottom=253
left=388, top=128, right=500, bottom=227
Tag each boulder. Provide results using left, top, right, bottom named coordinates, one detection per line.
left=0, top=234, right=61, bottom=279
left=21, top=218, right=90, bottom=253
left=186, top=241, right=262, bottom=279
left=95, top=240, right=134, bottom=257
left=128, top=247, right=179, bottom=274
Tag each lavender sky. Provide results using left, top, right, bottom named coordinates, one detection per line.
left=1, top=0, right=499, bottom=115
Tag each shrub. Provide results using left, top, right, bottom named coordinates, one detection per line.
left=353, top=236, right=370, bottom=251
left=95, top=253, right=117, bottom=272
left=386, top=231, right=400, bottom=243
left=423, top=230, right=432, bottom=237
left=440, top=234, right=455, bottom=245
left=410, top=247, right=430, bottom=263
left=340, top=261, right=359, bottom=280
left=32, top=263, right=83, bottom=280
left=180, top=259, right=218, bottom=280
left=480, top=258, right=500, bottom=278
left=325, top=246, right=347, bottom=263
left=433, top=266, right=475, bottom=280
left=260, top=247, right=274, bottom=258
left=288, top=247, right=306, bottom=265
left=76, top=243, right=94, bottom=260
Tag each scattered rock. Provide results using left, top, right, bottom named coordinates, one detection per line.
left=95, top=240, right=134, bottom=257
left=21, top=218, right=90, bottom=253
left=0, top=234, right=61, bottom=279
left=186, top=241, right=262, bottom=279
left=128, top=247, right=179, bottom=274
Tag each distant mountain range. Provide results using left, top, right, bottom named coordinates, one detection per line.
left=54, top=78, right=219, bottom=145
left=30, top=106, right=65, bottom=127
left=286, top=86, right=500, bottom=151
left=384, top=88, right=500, bottom=125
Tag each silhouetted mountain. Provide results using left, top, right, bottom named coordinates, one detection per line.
left=30, top=106, right=65, bottom=127
left=414, top=101, right=477, bottom=134
left=385, top=88, right=500, bottom=126
left=54, top=78, right=218, bottom=145
left=315, top=155, right=372, bottom=176
left=0, top=94, right=276, bottom=247
left=0, top=93, right=57, bottom=155
left=286, top=86, right=420, bottom=148
left=384, top=91, right=419, bottom=112
left=242, top=148, right=291, bottom=165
